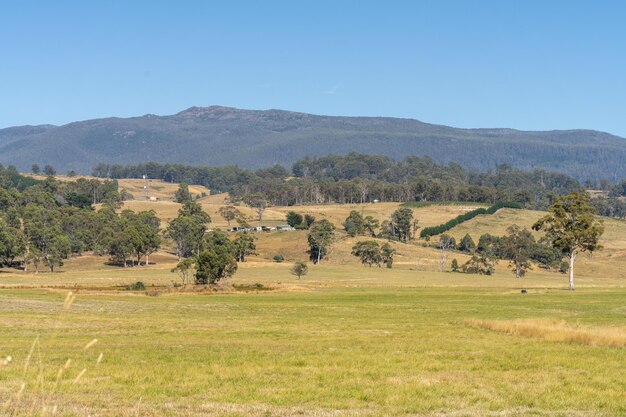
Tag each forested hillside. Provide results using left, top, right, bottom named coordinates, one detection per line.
left=1, top=106, right=625, bottom=180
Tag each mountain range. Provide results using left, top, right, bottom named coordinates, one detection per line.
left=1, top=106, right=624, bottom=181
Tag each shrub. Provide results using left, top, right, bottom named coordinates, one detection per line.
left=273, top=254, right=285, bottom=263
left=128, top=281, right=146, bottom=291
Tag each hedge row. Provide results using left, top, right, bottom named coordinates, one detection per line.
left=419, top=201, right=522, bottom=238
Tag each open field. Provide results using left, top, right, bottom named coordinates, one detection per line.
left=1, top=184, right=625, bottom=416
left=0, top=283, right=624, bottom=417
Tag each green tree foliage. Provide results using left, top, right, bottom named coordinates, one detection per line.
left=290, top=262, right=308, bottom=279
left=501, top=225, right=535, bottom=278
left=380, top=242, right=396, bottom=268
left=219, top=205, right=241, bottom=227
left=343, top=210, right=379, bottom=237
left=174, top=183, right=193, bottom=203
left=286, top=211, right=303, bottom=228
left=462, top=254, right=495, bottom=275
left=307, top=220, right=336, bottom=264
left=458, top=234, right=476, bottom=253
left=0, top=167, right=158, bottom=272
left=351, top=241, right=381, bottom=267
left=166, top=201, right=211, bottom=259
left=31, top=164, right=40, bottom=175
left=95, top=155, right=587, bottom=213
left=477, top=233, right=502, bottom=258
left=171, top=258, right=195, bottom=285
left=22, top=205, right=71, bottom=272
left=0, top=218, right=26, bottom=266
left=43, top=165, right=56, bottom=176
left=451, top=258, right=459, bottom=272
left=195, top=232, right=237, bottom=284
left=243, top=193, right=270, bottom=224
left=119, top=210, right=161, bottom=266
left=351, top=241, right=396, bottom=268
left=389, top=208, right=414, bottom=242
left=303, top=214, right=316, bottom=229
left=420, top=202, right=522, bottom=238
left=533, top=192, right=604, bottom=290
left=231, top=233, right=257, bottom=262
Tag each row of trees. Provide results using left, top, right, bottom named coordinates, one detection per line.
left=92, top=154, right=589, bottom=212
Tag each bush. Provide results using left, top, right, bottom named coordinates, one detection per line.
left=451, top=259, right=459, bottom=272
left=273, top=254, right=285, bottom=263
left=128, top=281, right=146, bottom=291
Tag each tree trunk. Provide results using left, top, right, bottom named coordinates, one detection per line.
left=317, top=246, right=321, bottom=265
left=568, top=252, right=576, bottom=290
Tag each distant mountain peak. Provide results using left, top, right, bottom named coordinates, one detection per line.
left=0, top=106, right=624, bottom=181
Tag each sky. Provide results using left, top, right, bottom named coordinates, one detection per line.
left=1, top=1, right=625, bottom=136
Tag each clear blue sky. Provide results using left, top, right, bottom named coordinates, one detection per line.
left=1, top=1, right=625, bottom=136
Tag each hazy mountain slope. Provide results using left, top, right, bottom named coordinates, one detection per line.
left=0, top=106, right=624, bottom=180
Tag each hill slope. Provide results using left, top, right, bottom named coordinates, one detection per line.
left=1, top=106, right=625, bottom=180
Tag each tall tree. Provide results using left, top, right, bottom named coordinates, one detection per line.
left=437, top=234, right=456, bottom=272
left=390, top=208, right=414, bottom=242
left=0, top=218, right=26, bottom=266
left=458, top=234, right=476, bottom=253
left=380, top=242, right=396, bottom=269
left=166, top=202, right=211, bottom=259
left=351, top=240, right=381, bottom=267
left=22, top=205, right=71, bottom=272
left=195, top=233, right=237, bottom=284
left=501, top=225, right=534, bottom=278
left=533, top=192, right=604, bottom=290
left=231, top=233, right=257, bottom=262
left=286, top=211, right=303, bottom=228
left=43, top=165, right=56, bottom=176
left=244, top=194, right=270, bottom=225
left=219, top=205, right=241, bottom=227
left=307, top=220, right=336, bottom=264
left=172, top=258, right=195, bottom=286
left=174, top=183, right=193, bottom=203
left=343, top=210, right=366, bottom=237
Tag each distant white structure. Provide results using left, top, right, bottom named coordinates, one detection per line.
left=143, top=174, right=149, bottom=200
left=227, top=225, right=296, bottom=233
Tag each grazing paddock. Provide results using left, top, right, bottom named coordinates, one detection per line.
left=0, top=285, right=624, bottom=417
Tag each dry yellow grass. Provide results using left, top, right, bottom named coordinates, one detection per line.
left=465, top=318, right=626, bottom=347
left=117, top=178, right=209, bottom=200
left=117, top=200, right=183, bottom=223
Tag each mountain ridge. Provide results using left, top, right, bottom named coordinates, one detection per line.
left=0, top=106, right=624, bottom=181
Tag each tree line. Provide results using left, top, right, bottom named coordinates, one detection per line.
left=91, top=153, right=590, bottom=211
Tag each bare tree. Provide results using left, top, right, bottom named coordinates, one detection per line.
left=244, top=194, right=270, bottom=225
left=438, top=234, right=456, bottom=272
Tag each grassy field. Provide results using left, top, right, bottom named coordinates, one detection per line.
left=0, top=283, right=624, bottom=416
left=1, top=183, right=625, bottom=416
